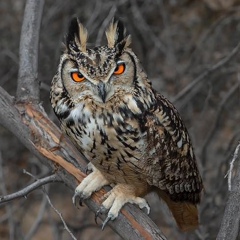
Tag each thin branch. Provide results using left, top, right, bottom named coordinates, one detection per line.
left=174, top=41, right=240, bottom=108
left=0, top=174, right=62, bottom=204
left=16, top=0, right=45, bottom=103
left=24, top=170, right=77, bottom=240
left=225, top=143, right=240, bottom=191
left=225, top=130, right=240, bottom=159
left=43, top=187, right=77, bottom=240
left=25, top=193, right=48, bottom=240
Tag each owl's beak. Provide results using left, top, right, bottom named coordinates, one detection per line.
left=97, top=82, right=112, bottom=103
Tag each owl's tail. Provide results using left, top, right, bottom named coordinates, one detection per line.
left=157, top=190, right=199, bottom=232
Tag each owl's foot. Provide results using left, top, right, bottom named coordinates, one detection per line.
left=72, top=163, right=109, bottom=207
left=96, top=184, right=150, bottom=229
left=84, top=163, right=93, bottom=175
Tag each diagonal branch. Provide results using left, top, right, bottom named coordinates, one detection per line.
left=16, top=0, right=45, bottom=103
left=25, top=193, right=48, bottom=240
left=42, top=186, right=77, bottom=240
left=0, top=174, right=62, bottom=204
left=22, top=171, right=77, bottom=240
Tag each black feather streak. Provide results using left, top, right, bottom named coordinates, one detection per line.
left=66, top=17, right=79, bottom=47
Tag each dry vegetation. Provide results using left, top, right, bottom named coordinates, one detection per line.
left=0, top=0, right=240, bottom=239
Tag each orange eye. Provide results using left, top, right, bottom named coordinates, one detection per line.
left=114, top=62, right=125, bottom=75
left=71, top=72, right=85, bottom=82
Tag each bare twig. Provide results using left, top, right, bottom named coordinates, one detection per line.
left=16, top=0, right=45, bottom=103
left=0, top=174, right=62, bottom=204
left=174, top=41, right=240, bottom=108
left=225, top=143, right=240, bottom=191
left=22, top=170, right=77, bottom=240
left=44, top=188, right=77, bottom=240
left=225, top=130, right=240, bottom=159
left=25, top=194, right=48, bottom=240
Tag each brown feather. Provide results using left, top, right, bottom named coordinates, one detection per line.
left=78, top=22, right=88, bottom=53
left=157, top=190, right=199, bottom=231
left=105, top=21, right=118, bottom=48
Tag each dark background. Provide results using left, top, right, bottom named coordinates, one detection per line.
left=0, top=0, right=239, bottom=239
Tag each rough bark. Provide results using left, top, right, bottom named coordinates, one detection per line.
left=16, top=0, right=45, bottom=102
left=216, top=143, right=240, bottom=240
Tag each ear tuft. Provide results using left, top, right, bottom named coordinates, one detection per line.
left=105, top=18, right=131, bottom=51
left=78, top=22, right=88, bottom=52
left=105, top=19, right=118, bottom=48
left=66, top=17, right=88, bottom=53
left=66, top=17, right=79, bottom=48
left=115, top=20, right=125, bottom=45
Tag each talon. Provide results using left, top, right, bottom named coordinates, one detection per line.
left=72, top=192, right=78, bottom=206
left=95, top=206, right=107, bottom=224
left=95, top=210, right=100, bottom=224
left=72, top=192, right=84, bottom=208
left=143, top=204, right=150, bottom=215
left=102, top=216, right=111, bottom=230
left=79, top=198, right=84, bottom=207
left=99, top=205, right=107, bottom=214
left=84, top=162, right=94, bottom=175
left=84, top=166, right=92, bottom=175
left=137, top=199, right=150, bottom=215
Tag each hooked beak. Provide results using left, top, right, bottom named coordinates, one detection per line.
left=97, top=82, right=112, bottom=103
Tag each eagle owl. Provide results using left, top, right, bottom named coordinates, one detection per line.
left=50, top=18, right=203, bottom=231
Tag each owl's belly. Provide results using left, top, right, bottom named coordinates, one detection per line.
left=64, top=112, right=145, bottom=184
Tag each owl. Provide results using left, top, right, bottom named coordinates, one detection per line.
left=50, top=18, right=203, bottom=231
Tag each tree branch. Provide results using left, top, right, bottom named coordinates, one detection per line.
left=217, top=143, right=240, bottom=240
left=0, top=174, right=62, bottom=204
left=16, top=0, right=45, bottom=103
left=226, top=143, right=240, bottom=191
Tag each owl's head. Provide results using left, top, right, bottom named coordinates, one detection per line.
left=55, top=17, right=152, bottom=107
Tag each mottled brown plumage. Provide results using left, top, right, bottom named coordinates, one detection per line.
left=50, top=18, right=203, bottom=231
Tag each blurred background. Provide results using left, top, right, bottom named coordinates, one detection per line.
left=0, top=0, right=240, bottom=239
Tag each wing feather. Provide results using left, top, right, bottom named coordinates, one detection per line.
left=142, top=93, right=203, bottom=204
